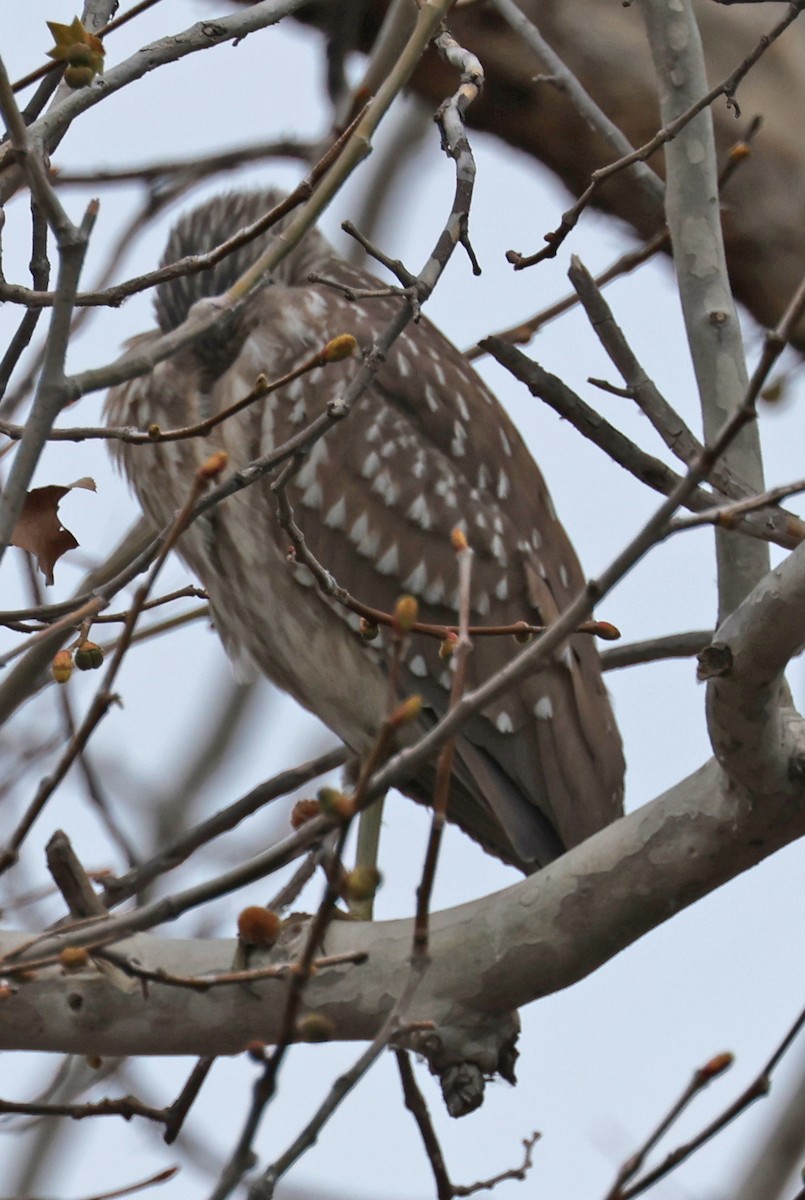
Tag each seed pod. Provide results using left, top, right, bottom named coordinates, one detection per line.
left=51, top=649, right=74, bottom=684
left=296, top=1012, right=335, bottom=1043
left=74, top=641, right=104, bottom=671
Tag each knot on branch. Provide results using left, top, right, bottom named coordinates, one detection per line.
left=696, top=641, right=734, bottom=681
left=406, top=1011, right=520, bottom=1118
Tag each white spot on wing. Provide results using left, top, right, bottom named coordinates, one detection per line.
left=559, top=564, right=569, bottom=589
left=301, top=481, right=323, bottom=509
left=496, top=711, right=513, bottom=733
left=424, top=385, right=440, bottom=412
left=403, top=561, right=428, bottom=594
left=455, top=392, right=470, bottom=421
left=324, top=496, right=347, bottom=529
left=376, top=543, right=399, bottom=575
left=497, top=470, right=510, bottom=500
left=499, top=428, right=512, bottom=457
left=451, top=420, right=467, bottom=457
left=361, top=451, right=380, bottom=479
left=409, top=654, right=428, bottom=678
left=495, top=577, right=508, bottom=601
left=423, top=576, right=445, bottom=605
left=534, top=696, right=554, bottom=720
left=290, top=397, right=307, bottom=425
left=350, top=513, right=380, bottom=559
left=407, top=494, right=433, bottom=530
left=305, top=293, right=327, bottom=318
left=372, top=469, right=400, bottom=506
left=491, top=533, right=508, bottom=566
left=475, top=592, right=490, bottom=616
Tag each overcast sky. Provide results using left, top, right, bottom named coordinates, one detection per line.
left=2, top=3, right=805, bottom=1198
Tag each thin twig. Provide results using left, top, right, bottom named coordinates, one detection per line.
left=0, top=455, right=226, bottom=874
left=505, top=3, right=804, bottom=269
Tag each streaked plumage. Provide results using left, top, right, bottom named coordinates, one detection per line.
left=106, top=190, right=624, bottom=872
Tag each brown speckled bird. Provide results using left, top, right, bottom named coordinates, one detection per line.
left=105, top=190, right=624, bottom=872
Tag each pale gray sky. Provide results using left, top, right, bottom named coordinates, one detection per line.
left=2, top=3, right=804, bottom=1198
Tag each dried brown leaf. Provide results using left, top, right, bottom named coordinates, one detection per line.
left=11, top=477, right=96, bottom=585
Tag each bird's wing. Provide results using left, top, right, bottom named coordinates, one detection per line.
left=200, top=260, right=624, bottom=869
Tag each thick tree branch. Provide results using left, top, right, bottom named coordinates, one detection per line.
left=2, top=747, right=805, bottom=1065
left=642, top=0, right=768, bottom=621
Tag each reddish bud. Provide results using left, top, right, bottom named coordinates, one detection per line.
left=591, top=621, right=621, bottom=642
left=451, top=527, right=469, bottom=553
left=237, top=906, right=281, bottom=947
left=728, top=142, right=750, bottom=163
left=246, top=1040, right=267, bottom=1062
left=85, top=1055, right=103, bottom=1070
left=197, top=451, right=228, bottom=481
left=359, top=617, right=380, bottom=641
left=291, top=798, right=321, bottom=829
left=59, top=946, right=89, bottom=970
left=697, top=1051, right=734, bottom=1082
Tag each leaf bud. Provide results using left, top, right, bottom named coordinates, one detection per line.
left=591, top=621, right=620, bottom=642
left=317, top=787, right=354, bottom=820
left=390, top=694, right=422, bottom=728
left=342, top=866, right=381, bottom=903
left=321, top=334, right=358, bottom=363
left=59, top=946, right=89, bottom=970
left=513, top=623, right=533, bottom=645
left=51, top=649, right=74, bottom=684
left=246, top=1040, right=266, bottom=1062
left=296, top=1012, right=336, bottom=1043
left=728, top=141, right=750, bottom=164
left=237, top=906, right=281, bottom=947
left=74, top=641, right=104, bottom=671
left=290, top=798, right=321, bottom=829
left=439, top=632, right=458, bottom=660
left=359, top=617, right=380, bottom=641
left=197, top=450, right=229, bottom=481
left=393, top=594, right=418, bottom=634
left=696, top=1051, right=734, bottom=1082
left=451, top=527, right=469, bottom=553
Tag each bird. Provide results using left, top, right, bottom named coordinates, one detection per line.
left=105, top=189, right=624, bottom=873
